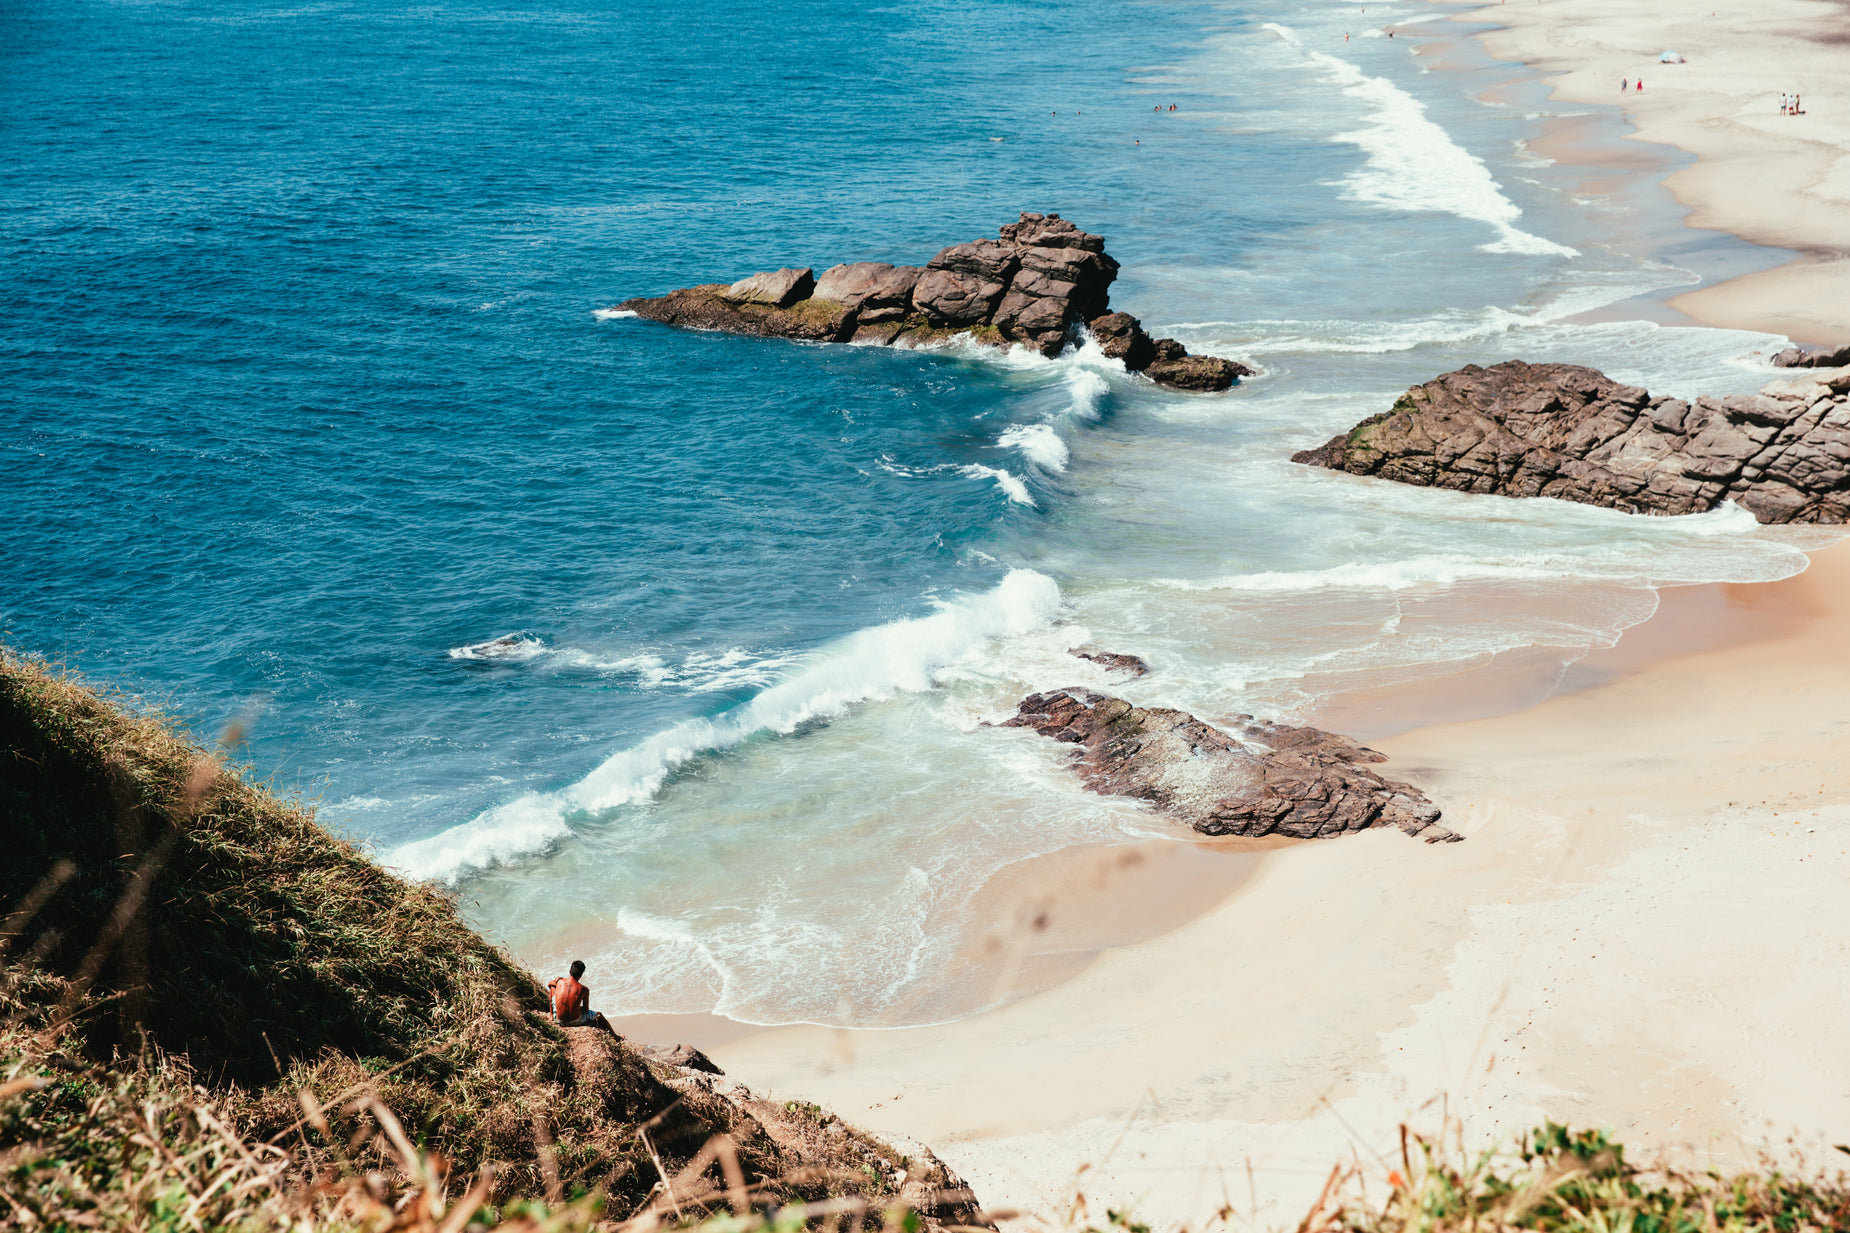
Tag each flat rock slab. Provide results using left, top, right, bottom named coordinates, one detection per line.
left=1293, top=359, right=1850, bottom=524
left=1002, top=688, right=1458, bottom=843
left=724, top=266, right=815, bottom=308
left=620, top=285, right=858, bottom=342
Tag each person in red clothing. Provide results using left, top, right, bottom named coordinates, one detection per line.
left=548, top=960, right=616, bottom=1034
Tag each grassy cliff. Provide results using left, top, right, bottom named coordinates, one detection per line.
left=0, top=650, right=985, bottom=1230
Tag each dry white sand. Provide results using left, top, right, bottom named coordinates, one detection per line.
left=1438, top=0, right=1850, bottom=344
left=714, top=539, right=1850, bottom=1229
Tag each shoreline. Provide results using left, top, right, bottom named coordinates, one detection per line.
left=700, top=16, right=1850, bottom=1222
left=710, top=534, right=1850, bottom=1229
left=1435, top=0, right=1850, bottom=345
left=603, top=5, right=1850, bottom=1224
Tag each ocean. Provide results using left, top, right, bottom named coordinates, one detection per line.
left=3, top=0, right=1828, bottom=1028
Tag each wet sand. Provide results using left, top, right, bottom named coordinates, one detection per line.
left=1437, top=0, right=1850, bottom=345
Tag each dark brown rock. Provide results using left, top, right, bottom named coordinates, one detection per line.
left=1002, top=689, right=1457, bottom=842
left=912, top=266, right=1009, bottom=326
left=1000, top=211, right=1107, bottom=252
left=813, top=262, right=921, bottom=322
left=992, top=290, right=1073, bottom=356
left=1070, top=647, right=1150, bottom=677
left=927, top=238, right=1021, bottom=283
left=723, top=267, right=815, bottom=308
left=1773, top=342, right=1850, bottom=368
left=1293, top=359, right=1850, bottom=524
left=1087, top=311, right=1157, bottom=370
left=1147, top=354, right=1250, bottom=392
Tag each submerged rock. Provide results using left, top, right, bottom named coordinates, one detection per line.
left=1001, top=688, right=1458, bottom=843
left=1772, top=341, right=1850, bottom=369
left=1070, top=647, right=1151, bottom=677
left=613, top=212, right=1250, bottom=389
left=1293, top=359, right=1850, bottom=524
left=1146, top=353, right=1253, bottom=392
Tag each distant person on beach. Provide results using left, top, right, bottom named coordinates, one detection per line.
left=1793, top=93, right=1802, bottom=115
left=549, top=960, right=617, bottom=1034
left=1621, top=78, right=1628, bottom=92
left=1781, top=93, right=1789, bottom=115
left=1636, top=78, right=1643, bottom=92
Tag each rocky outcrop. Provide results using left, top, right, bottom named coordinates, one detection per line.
left=1772, top=341, right=1850, bottom=369
left=1001, top=689, right=1458, bottom=843
left=1293, top=360, right=1850, bottom=524
left=614, top=213, right=1251, bottom=391
left=1070, top=647, right=1150, bottom=677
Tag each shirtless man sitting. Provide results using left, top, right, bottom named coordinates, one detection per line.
left=547, top=960, right=618, bottom=1035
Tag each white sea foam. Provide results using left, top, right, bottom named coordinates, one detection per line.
left=1309, top=51, right=1579, bottom=257
left=1154, top=504, right=1790, bottom=598
left=386, top=569, right=1065, bottom=882
left=448, top=633, right=548, bottom=661
left=592, top=308, right=639, bottom=320
left=1157, top=555, right=1565, bottom=593
left=960, top=464, right=1037, bottom=506
left=999, top=423, right=1070, bottom=473
left=1062, top=365, right=1109, bottom=420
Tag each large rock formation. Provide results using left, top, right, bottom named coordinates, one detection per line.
left=1292, top=360, right=1850, bottom=524
left=1001, top=688, right=1458, bottom=843
left=614, top=213, right=1254, bottom=391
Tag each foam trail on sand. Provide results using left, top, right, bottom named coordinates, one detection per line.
left=387, top=569, right=1064, bottom=882
left=1309, top=50, right=1579, bottom=258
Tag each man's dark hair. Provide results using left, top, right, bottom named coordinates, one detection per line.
left=569, top=960, right=586, bottom=979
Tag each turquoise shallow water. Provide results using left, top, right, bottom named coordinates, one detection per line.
left=3, top=0, right=1823, bottom=1025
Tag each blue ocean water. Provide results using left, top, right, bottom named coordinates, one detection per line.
left=3, top=0, right=1823, bottom=1024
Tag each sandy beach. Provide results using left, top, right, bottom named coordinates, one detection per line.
left=713, top=537, right=1850, bottom=1228
left=1440, top=0, right=1850, bottom=345
left=701, top=8, right=1850, bottom=1225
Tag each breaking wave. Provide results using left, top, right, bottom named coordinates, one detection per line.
left=387, top=569, right=1064, bottom=882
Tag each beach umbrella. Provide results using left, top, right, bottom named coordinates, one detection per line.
left=1659, top=50, right=1686, bottom=63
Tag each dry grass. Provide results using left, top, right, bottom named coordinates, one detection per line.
left=1298, top=1123, right=1850, bottom=1233
left=0, top=649, right=988, bottom=1229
